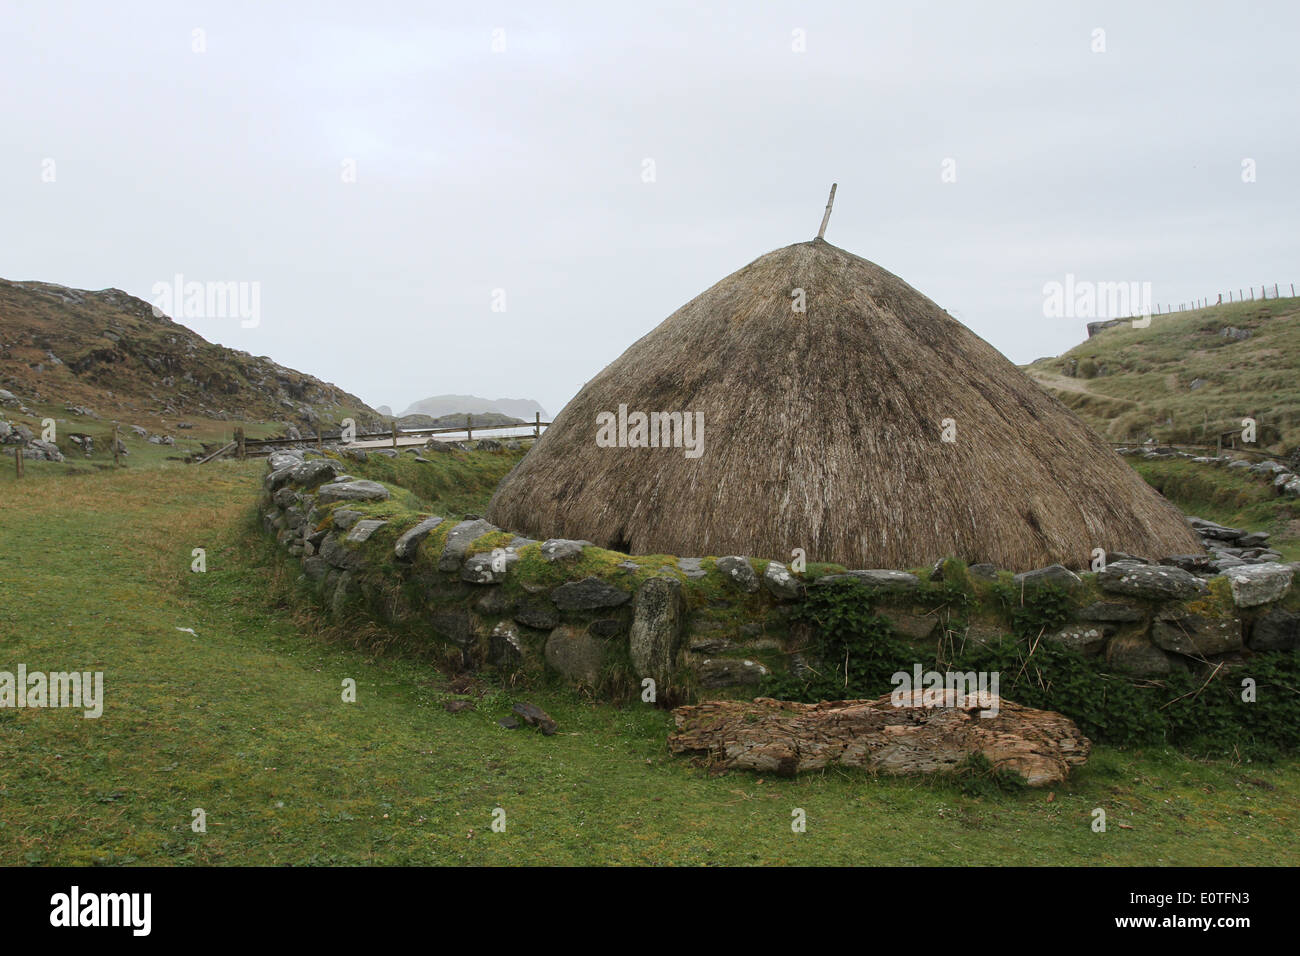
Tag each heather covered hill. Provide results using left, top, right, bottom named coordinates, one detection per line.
left=0, top=278, right=382, bottom=433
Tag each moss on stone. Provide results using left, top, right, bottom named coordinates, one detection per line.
left=1184, top=575, right=1237, bottom=618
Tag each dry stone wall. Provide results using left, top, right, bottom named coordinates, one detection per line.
left=258, top=448, right=1300, bottom=699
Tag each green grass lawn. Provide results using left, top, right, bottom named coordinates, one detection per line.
left=1, top=459, right=1298, bottom=865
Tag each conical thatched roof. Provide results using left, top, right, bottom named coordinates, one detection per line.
left=486, top=239, right=1200, bottom=570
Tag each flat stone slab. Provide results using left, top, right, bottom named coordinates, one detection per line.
left=762, top=560, right=801, bottom=599
left=676, top=557, right=707, bottom=580
left=393, top=516, right=444, bottom=560
left=669, top=694, right=1090, bottom=787
left=1222, top=563, right=1293, bottom=607
left=264, top=464, right=298, bottom=491
left=461, top=550, right=519, bottom=584
left=1077, top=601, right=1144, bottom=622
left=544, top=625, right=605, bottom=684
left=1188, top=517, right=1245, bottom=540
left=551, top=577, right=631, bottom=611
left=1159, top=554, right=1213, bottom=573
left=267, top=450, right=305, bottom=471
left=317, top=480, right=390, bottom=504
left=1107, top=634, right=1179, bottom=676
left=1250, top=609, right=1300, bottom=651
left=438, top=519, right=499, bottom=572
left=319, top=534, right=365, bottom=571
left=514, top=598, right=559, bottom=631
left=715, top=556, right=760, bottom=593
left=814, top=570, right=920, bottom=591
left=540, top=539, right=592, bottom=562
left=289, top=458, right=340, bottom=489
left=1151, top=610, right=1243, bottom=656
left=1012, top=565, right=1082, bottom=592
left=1045, top=625, right=1107, bottom=654
left=1098, top=562, right=1206, bottom=601
left=345, top=519, right=388, bottom=543
left=332, top=509, right=362, bottom=531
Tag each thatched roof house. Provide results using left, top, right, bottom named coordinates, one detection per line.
left=486, top=238, right=1200, bottom=570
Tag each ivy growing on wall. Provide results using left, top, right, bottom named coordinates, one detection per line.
left=765, top=577, right=1300, bottom=759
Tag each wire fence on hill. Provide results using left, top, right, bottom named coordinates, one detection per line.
left=1151, top=281, right=1296, bottom=316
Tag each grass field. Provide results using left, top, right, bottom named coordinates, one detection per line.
left=1, top=456, right=1298, bottom=865
left=1026, top=296, right=1300, bottom=450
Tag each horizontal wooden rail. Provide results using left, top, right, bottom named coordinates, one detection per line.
left=194, top=440, right=238, bottom=465
left=237, top=420, right=550, bottom=448
left=215, top=418, right=551, bottom=460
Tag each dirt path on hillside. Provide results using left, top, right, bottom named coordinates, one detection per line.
left=1026, top=370, right=1096, bottom=395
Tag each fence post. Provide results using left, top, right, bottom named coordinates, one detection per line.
left=391, top=420, right=398, bottom=449
left=15, top=445, right=23, bottom=479
left=235, top=427, right=246, bottom=460
left=1274, top=283, right=1279, bottom=298
left=534, top=411, right=540, bottom=438
left=112, top=424, right=120, bottom=466
left=466, top=415, right=473, bottom=443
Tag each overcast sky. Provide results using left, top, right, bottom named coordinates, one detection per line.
left=3, top=1, right=1297, bottom=418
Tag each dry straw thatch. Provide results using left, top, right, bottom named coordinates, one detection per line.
left=486, top=239, right=1201, bottom=571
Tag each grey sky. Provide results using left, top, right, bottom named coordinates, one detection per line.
left=3, top=0, right=1297, bottom=418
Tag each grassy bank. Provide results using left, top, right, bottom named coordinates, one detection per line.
left=1026, top=296, right=1300, bottom=450
left=1130, top=458, right=1300, bottom=561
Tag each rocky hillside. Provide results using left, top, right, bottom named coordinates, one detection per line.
left=0, top=278, right=382, bottom=432
left=1024, top=296, right=1300, bottom=453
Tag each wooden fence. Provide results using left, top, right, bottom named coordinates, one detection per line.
left=1120, top=282, right=1296, bottom=319
left=202, top=413, right=550, bottom=462
left=6, top=415, right=551, bottom=475
left=10, top=422, right=128, bottom=479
